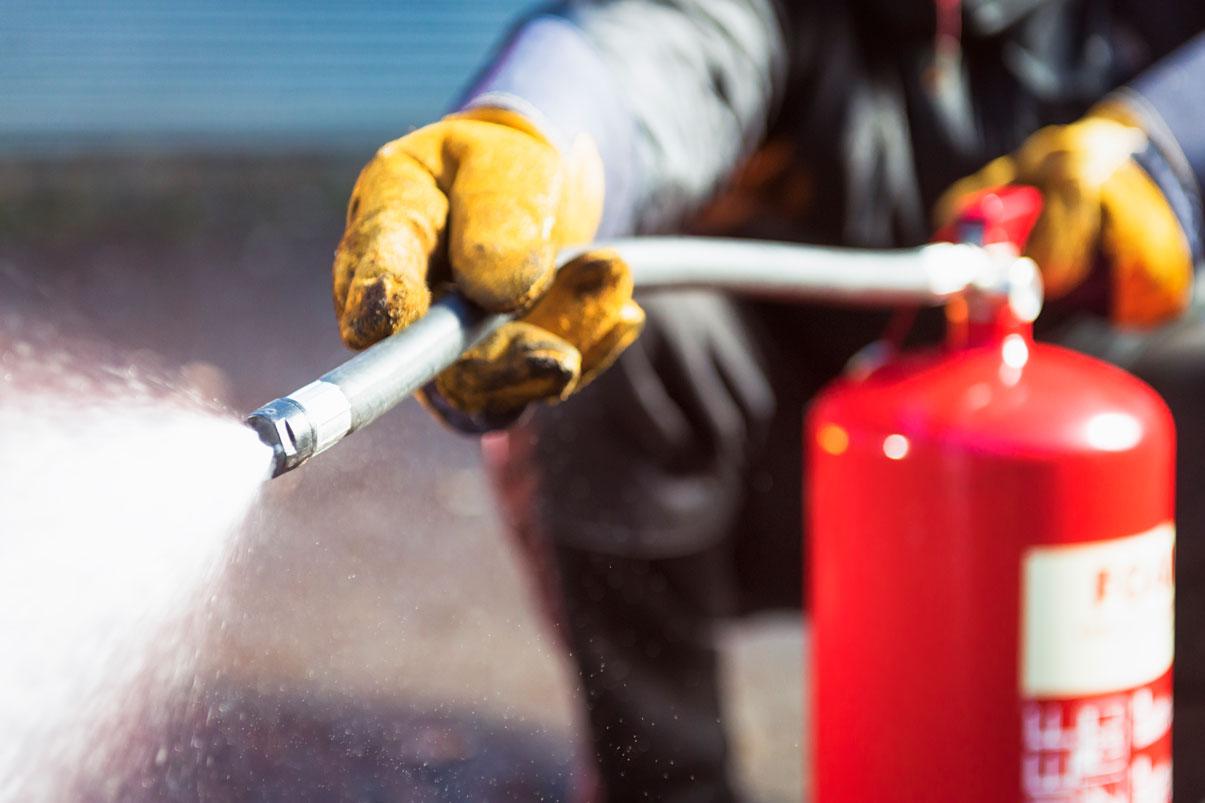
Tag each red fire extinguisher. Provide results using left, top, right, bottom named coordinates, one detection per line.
left=807, top=187, right=1176, bottom=801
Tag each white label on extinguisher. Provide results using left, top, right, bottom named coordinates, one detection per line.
left=1021, top=523, right=1174, bottom=698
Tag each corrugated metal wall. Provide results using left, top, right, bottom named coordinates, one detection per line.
left=0, top=0, right=538, bottom=151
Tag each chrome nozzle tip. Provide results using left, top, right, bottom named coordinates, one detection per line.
left=245, top=398, right=316, bottom=479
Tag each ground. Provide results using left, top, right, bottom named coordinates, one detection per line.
left=0, top=155, right=805, bottom=802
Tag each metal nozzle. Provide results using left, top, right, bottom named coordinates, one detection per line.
left=246, top=380, right=354, bottom=478
left=246, top=294, right=505, bottom=478
left=246, top=397, right=313, bottom=478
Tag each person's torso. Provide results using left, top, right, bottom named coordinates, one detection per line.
left=711, top=0, right=1205, bottom=247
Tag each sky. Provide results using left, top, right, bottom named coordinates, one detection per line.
left=0, top=0, right=539, bottom=151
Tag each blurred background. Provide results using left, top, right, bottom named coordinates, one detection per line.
left=0, top=2, right=803, bottom=800
left=2, top=0, right=531, bottom=151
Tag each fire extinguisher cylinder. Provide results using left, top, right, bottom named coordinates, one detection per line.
left=808, top=187, right=1176, bottom=802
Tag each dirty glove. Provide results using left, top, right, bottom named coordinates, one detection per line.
left=936, top=104, right=1195, bottom=326
left=332, top=108, right=644, bottom=431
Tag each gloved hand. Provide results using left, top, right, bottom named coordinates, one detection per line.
left=332, top=108, right=644, bottom=431
left=935, top=104, right=1194, bottom=326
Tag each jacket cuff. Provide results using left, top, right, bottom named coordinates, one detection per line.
left=1126, top=33, right=1205, bottom=194
left=1128, top=137, right=1204, bottom=271
left=456, top=13, right=640, bottom=237
left=1118, top=33, right=1205, bottom=270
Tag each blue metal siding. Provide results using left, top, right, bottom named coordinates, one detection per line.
left=0, top=0, right=539, bottom=150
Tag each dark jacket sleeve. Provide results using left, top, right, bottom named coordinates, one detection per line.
left=1119, top=33, right=1205, bottom=268
left=459, top=1, right=790, bottom=236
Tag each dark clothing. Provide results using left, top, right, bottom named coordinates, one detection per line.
left=525, top=293, right=881, bottom=562
left=466, top=1, right=1205, bottom=247
left=462, top=1, right=1205, bottom=800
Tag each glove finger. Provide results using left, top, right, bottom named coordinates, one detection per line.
left=446, top=123, right=562, bottom=312
left=433, top=321, right=582, bottom=425
left=334, top=137, right=449, bottom=349
left=427, top=250, right=645, bottom=432
left=933, top=154, right=1018, bottom=227
left=1020, top=164, right=1102, bottom=298
left=578, top=301, right=645, bottom=386
left=1100, top=162, right=1194, bottom=326
left=521, top=249, right=645, bottom=386
left=1012, top=123, right=1142, bottom=298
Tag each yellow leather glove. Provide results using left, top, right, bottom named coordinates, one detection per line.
left=936, top=105, right=1194, bottom=327
left=332, top=109, right=644, bottom=430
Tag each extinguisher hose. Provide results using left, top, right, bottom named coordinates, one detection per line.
left=247, top=237, right=1040, bottom=478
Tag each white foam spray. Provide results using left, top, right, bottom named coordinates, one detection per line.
left=0, top=335, right=270, bottom=801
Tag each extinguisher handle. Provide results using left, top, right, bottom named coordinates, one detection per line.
left=934, top=185, right=1044, bottom=251
left=931, top=185, right=1046, bottom=346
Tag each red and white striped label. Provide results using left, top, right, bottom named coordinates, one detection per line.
left=1020, top=524, right=1174, bottom=802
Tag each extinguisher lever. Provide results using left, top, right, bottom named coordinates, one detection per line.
left=936, top=185, right=1044, bottom=252
left=935, top=185, right=1046, bottom=344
